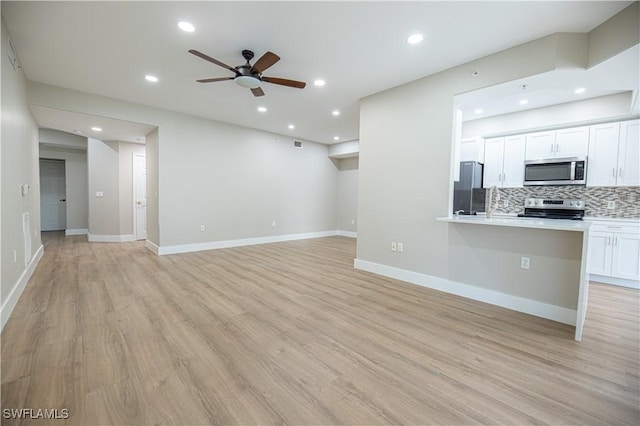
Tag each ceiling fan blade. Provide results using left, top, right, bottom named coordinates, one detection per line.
left=262, top=76, right=306, bottom=89
left=188, top=49, right=237, bottom=73
left=196, top=77, right=235, bottom=83
left=251, top=87, right=265, bottom=97
left=251, top=51, right=280, bottom=74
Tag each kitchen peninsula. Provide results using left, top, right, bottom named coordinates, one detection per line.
left=437, top=214, right=591, bottom=341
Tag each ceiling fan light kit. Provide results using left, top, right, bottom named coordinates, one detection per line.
left=189, top=48, right=306, bottom=97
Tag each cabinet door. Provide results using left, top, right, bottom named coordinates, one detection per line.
left=555, top=126, right=589, bottom=158
left=502, top=135, right=526, bottom=188
left=617, top=120, right=640, bottom=186
left=587, top=122, right=620, bottom=187
left=611, top=233, right=640, bottom=280
left=525, top=131, right=556, bottom=160
left=588, top=231, right=613, bottom=276
left=483, top=138, right=504, bottom=188
left=459, top=137, right=484, bottom=162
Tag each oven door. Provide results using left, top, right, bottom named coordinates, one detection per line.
left=524, top=158, right=581, bottom=186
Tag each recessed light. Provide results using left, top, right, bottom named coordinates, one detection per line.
left=91, top=127, right=102, bottom=132
left=257, top=106, right=267, bottom=112
left=574, top=87, right=586, bottom=94
left=288, top=124, right=295, bottom=129
left=332, top=110, right=340, bottom=116
left=333, top=136, right=340, bottom=141
left=178, top=21, right=195, bottom=32
left=145, top=75, right=159, bottom=83
left=313, top=79, right=326, bottom=87
left=406, top=33, right=423, bottom=45
left=519, top=99, right=529, bottom=105
left=474, top=108, right=483, bottom=114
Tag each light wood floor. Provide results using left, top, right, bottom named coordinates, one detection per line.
left=1, top=232, right=639, bottom=425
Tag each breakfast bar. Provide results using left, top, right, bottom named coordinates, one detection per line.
left=437, top=215, right=592, bottom=341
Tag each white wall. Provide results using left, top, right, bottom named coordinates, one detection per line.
left=39, top=146, right=88, bottom=232
left=337, top=158, right=358, bottom=234
left=356, top=8, right=638, bottom=317
left=1, top=16, right=42, bottom=328
left=462, top=92, right=634, bottom=138
left=28, top=83, right=340, bottom=250
left=145, top=129, right=159, bottom=246
left=87, top=138, right=120, bottom=238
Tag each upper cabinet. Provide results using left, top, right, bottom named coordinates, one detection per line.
left=588, top=120, right=639, bottom=187
left=459, top=137, right=485, bottom=163
left=483, top=135, right=525, bottom=188
left=525, top=127, right=589, bottom=160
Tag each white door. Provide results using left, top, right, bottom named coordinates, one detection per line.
left=587, top=122, right=620, bottom=187
left=587, top=231, right=612, bottom=276
left=611, top=233, right=640, bottom=280
left=525, top=131, right=556, bottom=160
left=483, top=138, right=504, bottom=188
left=40, top=159, right=66, bottom=231
left=617, top=120, right=640, bottom=186
left=134, top=153, right=147, bottom=240
left=555, top=126, right=589, bottom=158
left=502, top=135, right=526, bottom=188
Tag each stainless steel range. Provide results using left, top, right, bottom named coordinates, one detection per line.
left=517, top=198, right=585, bottom=220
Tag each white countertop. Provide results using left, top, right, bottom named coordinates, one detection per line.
left=437, top=215, right=592, bottom=232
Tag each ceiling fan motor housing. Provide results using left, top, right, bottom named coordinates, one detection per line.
left=234, top=64, right=261, bottom=88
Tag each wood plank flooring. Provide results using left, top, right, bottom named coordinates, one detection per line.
left=1, top=232, right=639, bottom=425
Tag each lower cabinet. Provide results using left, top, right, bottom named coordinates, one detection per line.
left=588, top=222, right=640, bottom=288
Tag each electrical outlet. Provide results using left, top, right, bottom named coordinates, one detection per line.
left=521, top=256, right=530, bottom=270
left=391, top=242, right=397, bottom=252
left=96, top=191, right=104, bottom=198
left=607, top=200, right=616, bottom=209
left=351, top=219, right=355, bottom=225
left=397, top=242, right=404, bottom=253
left=271, top=221, right=276, bottom=228
left=200, top=225, right=205, bottom=232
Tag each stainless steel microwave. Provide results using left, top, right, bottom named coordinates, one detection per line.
left=523, top=157, right=587, bottom=186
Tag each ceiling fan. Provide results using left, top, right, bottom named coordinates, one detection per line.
left=188, top=49, right=306, bottom=97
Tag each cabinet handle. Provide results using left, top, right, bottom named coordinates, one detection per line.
left=550, top=143, right=554, bottom=154
left=502, top=172, right=506, bottom=182
left=555, top=143, right=559, bottom=153
left=614, top=236, right=618, bottom=247
left=607, top=236, right=611, bottom=246
left=619, top=168, right=623, bottom=178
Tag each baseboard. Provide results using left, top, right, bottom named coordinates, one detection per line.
left=88, top=234, right=135, bottom=243
left=354, top=258, right=577, bottom=326
left=589, top=274, right=640, bottom=289
left=1, top=244, right=44, bottom=331
left=336, top=230, right=357, bottom=238
left=157, top=230, right=339, bottom=256
left=145, top=240, right=160, bottom=255
left=65, top=228, right=88, bottom=236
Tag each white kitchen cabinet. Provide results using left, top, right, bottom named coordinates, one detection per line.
left=587, top=122, right=620, bottom=187
left=588, top=222, right=640, bottom=288
left=459, top=137, right=485, bottom=163
left=587, top=120, right=640, bottom=187
left=483, top=135, right=525, bottom=188
left=618, top=120, right=640, bottom=186
left=525, top=128, right=589, bottom=160
left=555, top=126, right=590, bottom=158
left=524, top=131, right=556, bottom=160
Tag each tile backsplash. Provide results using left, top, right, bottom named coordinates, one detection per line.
left=488, top=186, right=640, bottom=218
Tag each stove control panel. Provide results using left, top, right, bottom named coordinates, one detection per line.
left=524, top=198, right=585, bottom=210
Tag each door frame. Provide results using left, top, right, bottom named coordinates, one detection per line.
left=132, top=153, right=147, bottom=241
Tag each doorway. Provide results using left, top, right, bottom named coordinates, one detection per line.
left=39, top=159, right=66, bottom=231
left=133, top=153, right=147, bottom=240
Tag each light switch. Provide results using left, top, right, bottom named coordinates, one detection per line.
left=96, top=191, right=104, bottom=198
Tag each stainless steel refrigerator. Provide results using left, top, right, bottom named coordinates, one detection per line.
left=453, top=161, right=486, bottom=215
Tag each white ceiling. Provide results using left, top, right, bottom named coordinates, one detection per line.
left=2, top=1, right=634, bottom=144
